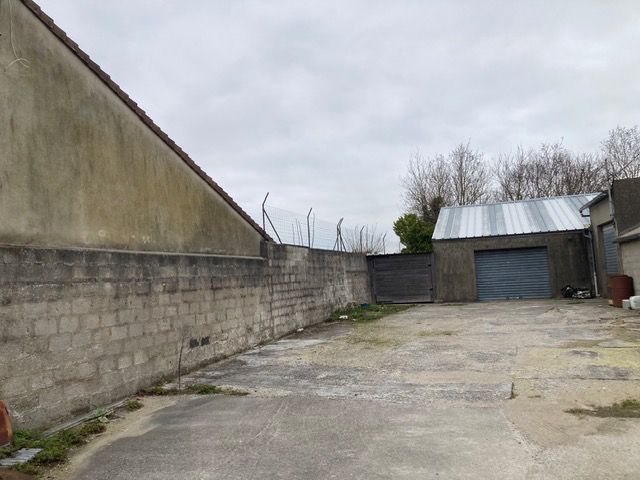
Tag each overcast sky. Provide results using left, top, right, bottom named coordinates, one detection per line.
left=38, top=0, right=640, bottom=250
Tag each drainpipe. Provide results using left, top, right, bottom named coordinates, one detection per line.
left=583, top=229, right=599, bottom=297
left=607, top=185, right=615, bottom=220
left=579, top=202, right=598, bottom=297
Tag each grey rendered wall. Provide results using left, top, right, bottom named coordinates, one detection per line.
left=612, top=178, right=640, bottom=234
left=0, top=243, right=370, bottom=429
left=433, top=232, right=592, bottom=302
left=0, top=1, right=263, bottom=256
left=620, top=240, right=639, bottom=296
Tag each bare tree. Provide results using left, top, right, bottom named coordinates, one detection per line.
left=401, top=150, right=452, bottom=224
left=344, top=224, right=385, bottom=254
left=561, top=152, right=606, bottom=195
left=403, top=136, right=611, bottom=221
left=494, top=146, right=533, bottom=201
left=532, top=141, right=568, bottom=197
left=448, top=142, right=491, bottom=205
left=601, top=125, right=640, bottom=180
left=493, top=142, right=606, bottom=200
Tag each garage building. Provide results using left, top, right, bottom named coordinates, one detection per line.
left=581, top=178, right=640, bottom=297
left=432, top=194, right=596, bottom=302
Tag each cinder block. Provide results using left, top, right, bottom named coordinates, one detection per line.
left=98, top=358, right=116, bottom=373
left=63, top=382, right=87, bottom=399
left=158, top=318, right=171, bottom=331
left=159, top=266, right=177, bottom=278
left=90, top=296, right=112, bottom=312
left=166, top=330, right=179, bottom=343
left=100, top=312, right=117, bottom=327
left=133, top=351, right=147, bottom=365
left=71, top=298, right=91, bottom=314
left=117, top=355, right=133, bottom=370
left=22, top=302, right=48, bottom=319
left=91, top=327, right=111, bottom=344
left=3, top=376, right=30, bottom=396
left=46, top=300, right=71, bottom=317
left=154, top=332, right=168, bottom=346
left=48, top=334, right=72, bottom=352
left=180, top=314, right=196, bottom=327
left=30, top=374, right=54, bottom=391
left=158, top=293, right=172, bottom=306
left=34, top=317, right=58, bottom=336
left=110, top=325, right=128, bottom=341
left=82, top=314, right=100, bottom=330
left=128, top=323, right=143, bottom=337
left=76, top=362, right=97, bottom=379
left=138, top=336, right=154, bottom=349
left=58, top=316, right=79, bottom=333
left=71, top=331, right=92, bottom=348
left=117, top=309, right=135, bottom=325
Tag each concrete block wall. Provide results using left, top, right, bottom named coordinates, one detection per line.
left=0, top=243, right=370, bottom=429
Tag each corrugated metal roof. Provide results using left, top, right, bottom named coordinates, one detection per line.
left=433, top=194, right=597, bottom=240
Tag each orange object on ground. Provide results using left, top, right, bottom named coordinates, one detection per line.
left=0, top=401, right=12, bottom=447
left=609, top=274, right=634, bottom=308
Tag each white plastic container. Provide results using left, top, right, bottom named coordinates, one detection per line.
left=630, top=296, right=640, bottom=310
left=622, top=299, right=631, bottom=310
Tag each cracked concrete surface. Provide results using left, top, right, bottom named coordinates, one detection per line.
left=67, top=300, right=640, bottom=479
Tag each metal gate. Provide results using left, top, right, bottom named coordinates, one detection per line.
left=368, top=253, right=434, bottom=304
left=474, top=247, right=551, bottom=301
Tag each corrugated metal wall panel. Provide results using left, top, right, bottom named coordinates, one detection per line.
left=368, top=254, right=433, bottom=303
left=474, top=248, right=551, bottom=300
left=602, top=224, right=619, bottom=274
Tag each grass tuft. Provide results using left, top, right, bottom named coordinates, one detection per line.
left=346, top=334, right=398, bottom=348
left=0, top=420, right=107, bottom=476
left=417, top=330, right=456, bottom=337
left=141, top=383, right=249, bottom=397
left=566, top=399, right=640, bottom=418
left=328, top=304, right=412, bottom=323
left=125, top=399, right=144, bottom=411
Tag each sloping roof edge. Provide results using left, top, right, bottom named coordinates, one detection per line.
left=20, top=0, right=271, bottom=241
left=617, top=225, right=640, bottom=244
left=579, top=191, right=607, bottom=212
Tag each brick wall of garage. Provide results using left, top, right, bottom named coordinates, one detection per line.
left=0, top=243, right=370, bottom=429
left=433, top=231, right=592, bottom=302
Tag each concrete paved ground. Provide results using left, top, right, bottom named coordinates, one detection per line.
left=66, top=300, right=640, bottom=479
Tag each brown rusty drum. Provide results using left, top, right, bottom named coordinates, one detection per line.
left=0, top=400, right=13, bottom=447
left=609, top=274, right=634, bottom=308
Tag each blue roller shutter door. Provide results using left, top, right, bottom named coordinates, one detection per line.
left=474, top=247, right=552, bottom=300
left=602, top=224, right=619, bottom=274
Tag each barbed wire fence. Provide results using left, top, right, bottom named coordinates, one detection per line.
left=261, top=193, right=387, bottom=254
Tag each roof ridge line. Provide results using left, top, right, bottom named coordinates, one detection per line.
left=440, top=192, right=598, bottom=210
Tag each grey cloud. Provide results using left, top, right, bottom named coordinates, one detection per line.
left=37, top=0, right=640, bottom=248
